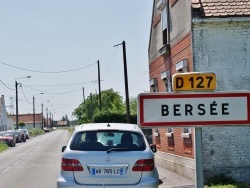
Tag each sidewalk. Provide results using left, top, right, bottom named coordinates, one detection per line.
left=157, top=165, right=195, bottom=188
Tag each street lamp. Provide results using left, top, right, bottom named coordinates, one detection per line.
left=33, top=93, right=43, bottom=128
left=15, top=76, right=31, bottom=129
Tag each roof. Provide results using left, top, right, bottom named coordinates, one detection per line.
left=8, top=114, right=43, bottom=124
left=191, top=0, right=250, bottom=17
left=75, top=123, right=142, bottom=133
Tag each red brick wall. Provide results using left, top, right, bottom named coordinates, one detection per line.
left=149, top=33, right=194, bottom=159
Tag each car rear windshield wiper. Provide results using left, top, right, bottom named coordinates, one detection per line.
left=107, top=148, right=129, bottom=153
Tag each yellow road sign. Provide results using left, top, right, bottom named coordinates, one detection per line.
left=172, top=72, right=216, bottom=91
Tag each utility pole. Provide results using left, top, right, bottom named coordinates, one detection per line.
left=41, top=103, right=44, bottom=129
left=97, top=60, right=102, bottom=110
left=113, top=41, right=131, bottom=123
left=15, top=81, right=19, bottom=129
left=82, top=87, right=85, bottom=105
left=90, top=93, right=93, bottom=122
left=33, top=93, right=43, bottom=128
left=15, top=76, right=31, bottom=129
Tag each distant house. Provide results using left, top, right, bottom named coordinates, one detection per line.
left=8, top=113, right=43, bottom=130
left=0, top=95, right=12, bottom=131
left=56, top=120, right=68, bottom=127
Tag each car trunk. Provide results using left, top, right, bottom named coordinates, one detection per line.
left=73, top=151, right=143, bottom=186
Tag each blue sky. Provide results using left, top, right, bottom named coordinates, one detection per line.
left=0, top=0, right=153, bottom=120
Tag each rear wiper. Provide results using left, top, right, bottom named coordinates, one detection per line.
left=107, top=148, right=129, bottom=153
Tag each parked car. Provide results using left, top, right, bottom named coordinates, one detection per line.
left=18, top=129, right=26, bottom=142
left=0, top=131, right=16, bottom=147
left=8, top=130, right=22, bottom=143
left=44, top=127, right=50, bottom=132
left=57, top=123, right=159, bottom=188
left=23, top=129, right=30, bottom=139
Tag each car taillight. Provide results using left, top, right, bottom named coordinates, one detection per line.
left=61, top=158, right=83, bottom=171
left=132, top=159, right=154, bottom=171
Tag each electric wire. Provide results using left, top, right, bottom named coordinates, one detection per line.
left=0, top=80, right=15, bottom=90
left=20, top=85, right=32, bottom=104
left=0, top=61, right=96, bottom=74
left=22, top=84, right=81, bottom=95
left=102, top=46, right=119, bottom=78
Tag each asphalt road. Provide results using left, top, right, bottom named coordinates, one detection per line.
left=0, top=130, right=195, bottom=188
left=0, top=130, right=70, bottom=188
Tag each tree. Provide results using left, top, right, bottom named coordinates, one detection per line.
left=19, top=122, right=25, bottom=128
left=128, top=97, right=137, bottom=114
left=73, top=89, right=125, bottom=123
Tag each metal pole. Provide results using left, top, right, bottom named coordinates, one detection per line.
left=41, top=104, right=44, bottom=129
left=46, top=108, right=48, bottom=127
left=33, top=96, right=35, bottom=128
left=82, top=87, right=85, bottom=104
left=15, top=81, right=19, bottom=129
left=50, top=112, right=51, bottom=127
left=195, top=127, right=204, bottom=188
left=122, top=41, right=131, bottom=123
left=90, top=93, right=93, bottom=121
left=97, top=60, right=102, bottom=110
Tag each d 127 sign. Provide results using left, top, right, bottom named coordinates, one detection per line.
left=172, top=72, right=216, bottom=92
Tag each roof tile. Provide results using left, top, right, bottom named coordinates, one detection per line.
left=192, top=0, right=250, bottom=17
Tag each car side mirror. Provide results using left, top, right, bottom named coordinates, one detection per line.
left=62, top=146, right=66, bottom=152
left=150, top=144, right=157, bottom=153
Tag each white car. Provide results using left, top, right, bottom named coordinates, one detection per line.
left=57, top=123, right=159, bottom=188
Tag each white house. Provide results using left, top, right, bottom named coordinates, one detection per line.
left=0, top=95, right=14, bottom=131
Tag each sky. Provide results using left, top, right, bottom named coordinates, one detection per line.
left=0, top=0, right=153, bottom=121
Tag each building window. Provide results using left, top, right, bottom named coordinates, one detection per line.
left=161, top=6, right=168, bottom=46
left=149, top=78, right=158, bottom=92
left=181, top=127, right=191, bottom=139
left=165, top=127, right=173, bottom=137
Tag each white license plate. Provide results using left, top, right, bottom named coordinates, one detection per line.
left=91, top=168, right=124, bottom=175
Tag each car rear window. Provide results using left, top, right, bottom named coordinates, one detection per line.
left=70, top=130, right=146, bottom=151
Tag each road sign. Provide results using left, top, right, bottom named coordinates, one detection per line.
left=172, top=72, right=216, bottom=92
left=137, top=92, right=250, bottom=127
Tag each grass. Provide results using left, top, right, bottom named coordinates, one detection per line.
left=0, top=142, right=8, bottom=152
left=205, top=173, right=250, bottom=188
left=29, top=128, right=45, bottom=137
left=206, top=184, right=250, bottom=188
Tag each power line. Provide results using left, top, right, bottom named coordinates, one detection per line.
left=22, top=84, right=82, bottom=95
left=102, top=46, right=119, bottom=78
left=0, top=61, right=96, bottom=74
left=20, top=85, right=32, bottom=104
left=0, top=80, right=15, bottom=90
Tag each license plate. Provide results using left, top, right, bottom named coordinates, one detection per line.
left=91, top=168, right=124, bottom=176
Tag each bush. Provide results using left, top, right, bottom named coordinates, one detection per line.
left=207, top=173, right=235, bottom=186
left=93, top=110, right=137, bottom=124
left=29, top=128, right=44, bottom=137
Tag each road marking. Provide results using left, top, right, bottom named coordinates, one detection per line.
left=2, top=167, right=11, bottom=173
left=14, top=160, right=21, bottom=165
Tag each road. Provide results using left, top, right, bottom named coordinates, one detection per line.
left=0, top=130, right=194, bottom=188
left=0, top=130, right=70, bottom=188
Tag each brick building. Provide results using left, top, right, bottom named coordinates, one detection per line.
left=148, top=0, right=250, bottom=182
left=8, top=113, right=44, bottom=130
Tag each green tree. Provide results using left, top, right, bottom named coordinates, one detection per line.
left=128, top=96, right=137, bottom=114
left=19, top=122, right=25, bottom=128
left=73, top=89, right=125, bottom=123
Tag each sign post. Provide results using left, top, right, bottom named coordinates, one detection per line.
left=138, top=91, right=250, bottom=187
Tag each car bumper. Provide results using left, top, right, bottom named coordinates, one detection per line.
left=57, top=176, right=159, bottom=188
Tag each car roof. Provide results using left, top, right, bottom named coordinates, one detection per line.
left=74, top=123, right=142, bottom=133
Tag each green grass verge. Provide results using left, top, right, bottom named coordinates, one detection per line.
left=206, top=184, right=250, bottom=188
left=0, top=142, right=8, bottom=152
